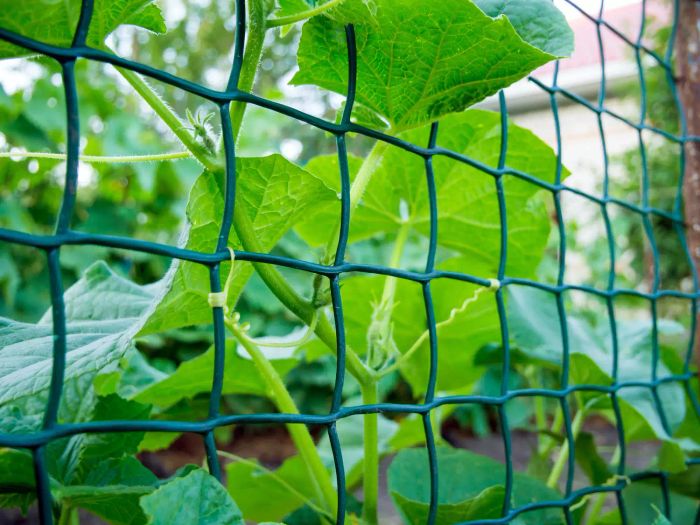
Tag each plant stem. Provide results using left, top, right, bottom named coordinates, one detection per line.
left=229, top=0, right=267, bottom=141
left=114, top=63, right=218, bottom=172
left=537, top=401, right=564, bottom=459
left=224, top=0, right=373, bottom=385
left=524, top=365, right=548, bottom=454
left=360, top=380, right=380, bottom=525
left=57, top=506, right=77, bottom=525
left=585, top=492, right=606, bottom=525
left=226, top=319, right=338, bottom=516
left=381, top=221, right=410, bottom=302
left=366, top=221, right=410, bottom=367
left=321, top=141, right=389, bottom=264
left=546, top=404, right=587, bottom=489
left=266, top=0, right=346, bottom=27
left=233, top=204, right=373, bottom=385
left=359, top=220, right=411, bottom=525
left=0, top=150, right=192, bottom=163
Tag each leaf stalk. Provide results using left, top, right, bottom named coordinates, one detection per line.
left=0, top=150, right=192, bottom=164
left=225, top=317, right=338, bottom=516
left=360, top=380, right=380, bottom=525
left=266, top=0, right=347, bottom=28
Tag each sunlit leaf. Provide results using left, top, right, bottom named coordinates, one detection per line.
left=292, top=0, right=571, bottom=130
left=142, top=155, right=336, bottom=334
left=0, top=0, right=166, bottom=59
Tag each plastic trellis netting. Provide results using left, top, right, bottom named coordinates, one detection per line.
left=0, top=0, right=699, bottom=524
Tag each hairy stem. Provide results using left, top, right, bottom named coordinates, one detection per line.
left=359, top=222, right=413, bottom=525
left=224, top=0, right=373, bottom=385
left=546, top=403, right=587, bottom=489
left=0, top=150, right=192, bottom=163
left=366, top=221, right=410, bottom=368
left=226, top=319, right=338, bottom=516
left=229, top=0, right=267, bottom=141
left=114, top=64, right=217, bottom=172
left=266, top=0, right=347, bottom=27
left=360, top=380, right=380, bottom=525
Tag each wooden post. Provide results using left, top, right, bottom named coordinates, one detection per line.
left=677, top=0, right=700, bottom=360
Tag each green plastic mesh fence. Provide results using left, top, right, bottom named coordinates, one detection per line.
left=0, top=0, right=699, bottom=524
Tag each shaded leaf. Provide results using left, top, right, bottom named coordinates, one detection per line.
left=0, top=448, right=35, bottom=512
left=58, top=457, right=157, bottom=525
left=574, top=432, right=612, bottom=486
left=507, top=285, right=686, bottom=443
left=598, top=482, right=697, bottom=525
left=48, top=394, right=151, bottom=485
left=657, top=440, right=687, bottom=474
left=0, top=262, right=160, bottom=433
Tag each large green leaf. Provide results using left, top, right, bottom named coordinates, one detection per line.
left=302, top=110, right=563, bottom=394
left=133, top=340, right=298, bottom=409
left=507, top=285, right=687, bottom=442
left=142, top=155, right=336, bottom=334
left=140, top=468, right=245, bottom=525
left=0, top=261, right=160, bottom=433
left=0, top=0, right=166, bottom=59
left=296, top=110, right=565, bottom=280
left=291, top=0, right=571, bottom=130
left=388, top=447, right=563, bottom=525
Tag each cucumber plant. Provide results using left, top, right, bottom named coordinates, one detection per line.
left=0, top=1, right=698, bottom=524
